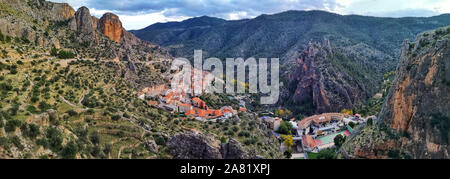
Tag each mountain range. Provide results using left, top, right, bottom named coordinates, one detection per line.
left=133, top=11, right=450, bottom=115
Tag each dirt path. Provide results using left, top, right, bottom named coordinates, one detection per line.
left=59, top=96, right=77, bottom=107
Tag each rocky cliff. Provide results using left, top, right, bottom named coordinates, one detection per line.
left=283, top=39, right=382, bottom=114
left=98, top=13, right=123, bottom=43
left=167, top=132, right=256, bottom=159
left=342, top=27, right=450, bottom=159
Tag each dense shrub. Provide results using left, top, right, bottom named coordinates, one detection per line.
left=57, top=50, right=75, bottom=59
left=61, top=141, right=78, bottom=159
left=5, top=119, right=22, bottom=132
left=155, top=136, right=165, bottom=146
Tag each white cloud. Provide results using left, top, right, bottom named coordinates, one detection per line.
left=118, top=10, right=189, bottom=30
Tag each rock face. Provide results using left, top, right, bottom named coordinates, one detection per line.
left=99, top=13, right=123, bottom=43
left=71, top=6, right=97, bottom=34
left=167, top=132, right=223, bottom=159
left=343, top=27, right=450, bottom=159
left=220, top=139, right=249, bottom=159
left=167, top=132, right=253, bottom=159
left=50, top=2, right=75, bottom=21
left=285, top=40, right=375, bottom=114
left=144, top=140, right=159, bottom=153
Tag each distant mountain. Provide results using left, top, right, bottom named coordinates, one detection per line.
left=132, top=10, right=450, bottom=64
left=132, top=10, right=450, bottom=114
left=342, top=27, right=450, bottom=159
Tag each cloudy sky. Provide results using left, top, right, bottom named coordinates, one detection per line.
left=51, top=0, right=450, bottom=30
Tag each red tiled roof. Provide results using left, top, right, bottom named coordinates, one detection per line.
left=214, top=110, right=223, bottom=117
left=302, top=135, right=316, bottom=149
left=178, top=103, right=191, bottom=107
left=185, top=110, right=196, bottom=116
left=192, top=97, right=202, bottom=103
left=223, top=108, right=232, bottom=113
left=196, top=109, right=206, bottom=117
left=239, top=107, right=247, bottom=112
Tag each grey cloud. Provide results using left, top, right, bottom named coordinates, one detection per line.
left=362, top=9, right=440, bottom=18
left=53, top=0, right=342, bottom=19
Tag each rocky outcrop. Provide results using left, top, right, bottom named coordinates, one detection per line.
left=28, top=109, right=58, bottom=127
left=343, top=27, right=450, bottom=159
left=144, top=140, right=159, bottom=153
left=98, top=13, right=123, bottom=43
left=49, top=2, right=75, bottom=21
left=220, top=139, right=250, bottom=159
left=71, top=6, right=97, bottom=34
left=285, top=39, right=374, bottom=114
left=167, top=132, right=223, bottom=159
left=167, top=132, right=255, bottom=159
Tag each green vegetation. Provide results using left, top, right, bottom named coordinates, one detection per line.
left=333, top=134, right=346, bottom=148
left=307, top=148, right=338, bottom=159
left=50, top=46, right=75, bottom=59
left=277, top=121, right=293, bottom=135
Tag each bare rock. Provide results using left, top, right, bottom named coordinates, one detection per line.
left=99, top=13, right=123, bottom=43
left=221, top=139, right=250, bottom=159
left=144, top=140, right=159, bottom=153
left=167, top=132, right=223, bottom=159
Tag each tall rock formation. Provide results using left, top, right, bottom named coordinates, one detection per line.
left=342, top=27, right=450, bottom=159
left=285, top=39, right=374, bottom=114
left=49, top=2, right=75, bottom=21
left=98, top=13, right=123, bottom=43
left=71, top=6, right=97, bottom=34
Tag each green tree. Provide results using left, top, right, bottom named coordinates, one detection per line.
left=277, top=121, right=293, bottom=135
left=367, top=118, right=373, bottom=126
left=315, top=149, right=337, bottom=159
left=61, top=141, right=78, bottom=159
left=50, top=46, right=58, bottom=56
left=333, top=134, right=346, bottom=148
left=284, top=150, right=292, bottom=159
left=348, top=121, right=356, bottom=128
left=38, top=101, right=51, bottom=111
left=57, top=50, right=75, bottom=59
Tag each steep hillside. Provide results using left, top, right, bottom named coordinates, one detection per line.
left=0, top=0, right=282, bottom=159
left=341, top=27, right=450, bottom=159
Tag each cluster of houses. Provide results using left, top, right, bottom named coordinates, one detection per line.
left=138, top=86, right=248, bottom=121
left=137, top=67, right=248, bottom=122
left=298, top=113, right=373, bottom=152
left=259, top=112, right=374, bottom=154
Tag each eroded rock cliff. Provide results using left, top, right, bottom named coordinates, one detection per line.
left=99, top=13, right=123, bottom=43
left=284, top=39, right=379, bottom=114
left=342, top=27, right=450, bottom=159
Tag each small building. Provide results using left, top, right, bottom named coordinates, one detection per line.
left=273, top=118, right=282, bottom=131
left=185, top=110, right=196, bottom=117
left=147, top=101, right=158, bottom=106
left=290, top=121, right=299, bottom=129
left=302, top=135, right=316, bottom=152
left=138, top=93, right=145, bottom=100
left=192, top=97, right=208, bottom=110
left=177, top=103, right=193, bottom=113
left=239, top=107, right=247, bottom=112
